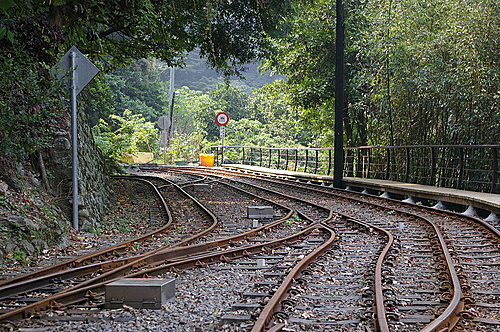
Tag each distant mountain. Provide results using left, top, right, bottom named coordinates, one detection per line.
left=160, top=51, right=284, bottom=93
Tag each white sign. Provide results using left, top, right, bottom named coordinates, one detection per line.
left=215, top=112, right=229, bottom=126
left=220, top=126, right=226, bottom=139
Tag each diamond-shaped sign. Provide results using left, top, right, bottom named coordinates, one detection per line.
left=53, top=46, right=99, bottom=96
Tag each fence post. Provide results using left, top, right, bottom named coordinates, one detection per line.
left=327, top=149, right=332, bottom=175
left=259, top=148, right=263, bottom=167
left=304, top=149, right=309, bottom=173
left=404, top=147, right=410, bottom=183
left=277, top=148, right=281, bottom=169
left=242, top=147, right=245, bottom=165
left=314, top=150, right=319, bottom=174
left=367, top=148, right=371, bottom=178
left=268, top=149, right=272, bottom=168
left=385, top=148, right=390, bottom=180
left=294, top=149, right=298, bottom=172
left=430, top=147, right=436, bottom=186
left=356, top=149, right=361, bottom=177
left=346, top=149, right=353, bottom=177
left=458, top=147, right=464, bottom=189
left=285, top=149, right=289, bottom=170
left=492, top=147, right=498, bottom=194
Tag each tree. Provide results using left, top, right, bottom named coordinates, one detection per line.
left=263, top=0, right=499, bottom=147
left=0, top=0, right=294, bottom=164
left=93, top=59, right=169, bottom=124
left=92, top=109, right=158, bottom=164
left=1, top=1, right=291, bottom=72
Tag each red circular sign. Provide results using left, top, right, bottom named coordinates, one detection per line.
left=215, top=112, right=230, bottom=126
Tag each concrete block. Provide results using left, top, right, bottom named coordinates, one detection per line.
left=192, top=183, right=209, bottom=192
left=105, top=278, right=175, bottom=309
left=247, top=206, right=274, bottom=219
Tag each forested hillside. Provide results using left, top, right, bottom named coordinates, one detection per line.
left=170, top=50, right=283, bottom=93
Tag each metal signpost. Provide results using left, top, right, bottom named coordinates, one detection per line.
left=215, top=112, right=229, bottom=164
left=54, top=46, right=99, bottom=231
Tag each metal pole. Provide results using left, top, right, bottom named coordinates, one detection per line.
left=492, top=147, right=498, bottom=194
left=333, top=0, right=345, bottom=188
left=167, top=67, right=175, bottom=149
left=163, top=129, right=167, bottom=165
left=70, top=51, right=79, bottom=231
left=221, top=130, right=224, bottom=165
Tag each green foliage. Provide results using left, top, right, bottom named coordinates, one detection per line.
left=263, top=0, right=499, bottom=147
left=103, top=59, right=169, bottom=123
left=165, top=132, right=210, bottom=163
left=6, top=250, right=29, bottom=265
left=1, top=1, right=290, bottom=73
left=0, top=53, right=63, bottom=161
left=92, top=109, right=159, bottom=163
left=0, top=0, right=292, bottom=165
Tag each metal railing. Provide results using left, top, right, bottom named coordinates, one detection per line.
left=210, top=145, right=499, bottom=193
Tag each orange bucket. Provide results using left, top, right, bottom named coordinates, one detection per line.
left=199, top=154, right=215, bottom=167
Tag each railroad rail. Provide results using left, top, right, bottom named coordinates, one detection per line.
left=0, top=171, right=318, bottom=324
left=161, top=165, right=499, bottom=330
left=1, top=166, right=498, bottom=331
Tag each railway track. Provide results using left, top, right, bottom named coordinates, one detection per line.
left=221, top=168, right=500, bottom=331
left=158, top=166, right=499, bottom=330
left=0, top=172, right=323, bottom=327
left=1, top=166, right=498, bottom=331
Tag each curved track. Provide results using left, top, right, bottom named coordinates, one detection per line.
left=1, top=166, right=498, bottom=332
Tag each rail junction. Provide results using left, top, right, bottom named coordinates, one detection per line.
left=0, top=164, right=498, bottom=331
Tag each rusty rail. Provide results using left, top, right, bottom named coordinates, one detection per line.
left=0, top=221, right=320, bottom=322
left=167, top=166, right=393, bottom=330
left=0, top=177, right=172, bottom=288
left=251, top=223, right=337, bottom=331
left=0, top=172, right=313, bottom=322
left=173, top=166, right=472, bottom=330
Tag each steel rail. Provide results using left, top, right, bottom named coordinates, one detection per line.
left=0, top=222, right=321, bottom=322
left=151, top=167, right=334, bottom=227
left=165, top=167, right=466, bottom=330
left=67, top=208, right=312, bottom=293
left=162, top=166, right=394, bottom=330
left=177, top=166, right=500, bottom=239
left=0, top=177, right=171, bottom=288
left=0, top=171, right=315, bottom=322
left=204, top=167, right=471, bottom=330
left=0, top=175, right=299, bottom=307
left=0, top=174, right=216, bottom=315
left=251, top=223, right=336, bottom=331
left=421, top=221, right=463, bottom=331
left=0, top=255, right=140, bottom=301
left=261, top=161, right=500, bottom=238
left=142, top=175, right=220, bottom=248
